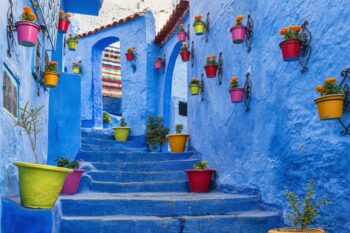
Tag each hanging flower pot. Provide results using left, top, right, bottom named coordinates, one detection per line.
left=15, top=6, right=40, bottom=47
left=177, top=24, right=187, bottom=41
left=113, top=118, right=130, bottom=142
left=315, top=78, right=345, bottom=120
left=67, top=34, right=78, bottom=51
left=126, top=48, right=135, bottom=61
left=279, top=25, right=302, bottom=61
left=58, top=10, right=71, bottom=33
left=155, top=57, right=164, bottom=69
left=185, top=161, right=215, bottom=193
left=204, top=55, right=218, bottom=78
left=166, top=124, right=189, bottom=153
left=72, top=62, right=81, bottom=74
left=229, top=76, right=245, bottom=103
left=180, top=44, right=190, bottom=62
left=43, top=61, right=60, bottom=88
left=230, top=15, right=247, bottom=44
left=189, top=77, right=200, bottom=95
left=193, top=16, right=206, bottom=35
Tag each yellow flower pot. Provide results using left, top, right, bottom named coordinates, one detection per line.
left=190, top=84, right=200, bottom=95
left=167, top=134, right=190, bottom=153
left=67, top=40, right=78, bottom=51
left=113, top=126, right=130, bottom=142
left=269, top=228, right=326, bottom=233
left=194, top=23, right=205, bottom=35
left=314, top=94, right=345, bottom=120
left=43, top=71, right=59, bottom=88
left=72, top=66, right=80, bottom=74
left=14, top=162, right=72, bottom=209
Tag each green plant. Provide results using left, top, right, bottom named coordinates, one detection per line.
left=146, top=116, right=169, bottom=146
left=67, top=34, right=79, bottom=43
left=45, top=61, right=59, bottom=72
left=285, top=180, right=330, bottom=229
left=14, top=102, right=44, bottom=163
left=316, top=77, right=343, bottom=96
left=103, top=111, right=112, bottom=123
left=55, top=156, right=79, bottom=169
left=178, top=24, right=185, bottom=33
left=194, top=160, right=208, bottom=169
left=120, top=118, right=127, bottom=127
left=20, top=6, right=37, bottom=21
left=193, top=15, right=205, bottom=27
left=205, top=55, right=217, bottom=65
left=175, top=124, right=184, bottom=134
left=190, top=77, right=200, bottom=85
left=280, top=25, right=302, bottom=40
left=230, top=76, right=239, bottom=89
left=181, top=43, right=189, bottom=52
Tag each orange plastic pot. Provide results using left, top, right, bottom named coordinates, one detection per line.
left=167, top=134, right=189, bottom=152
left=43, top=71, right=59, bottom=88
left=268, top=228, right=326, bottom=233
left=314, top=94, right=344, bottom=120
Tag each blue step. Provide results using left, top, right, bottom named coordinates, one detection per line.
left=85, top=171, right=187, bottom=182
left=81, top=137, right=145, bottom=148
left=60, top=192, right=260, bottom=217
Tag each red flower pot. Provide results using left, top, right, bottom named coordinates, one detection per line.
left=185, top=169, right=216, bottom=193
left=58, top=18, right=70, bottom=33
left=60, top=169, right=85, bottom=195
left=178, top=32, right=187, bottom=42
left=155, top=60, right=163, bottom=69
left=126, top=53, right=135, bottom=61
left=279, top=39, right=302, bottom=62
left=180, top=50, right=191, bottom=62
left=204, top=64, right=218, bottom=78
left=230, top=88, right=245, bottom=103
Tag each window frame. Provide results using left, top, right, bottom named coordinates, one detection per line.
left=2, top=63, right=20, bottom=119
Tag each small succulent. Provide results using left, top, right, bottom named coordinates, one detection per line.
left=120, top=118, right=127, bottom=127
left=194, top=160, right=208, bottom=169
left=176, top=124, right=184, bottom=134
left=55, top=156, right=79, bottom=169
left=103, top=111, right=112, bottom=123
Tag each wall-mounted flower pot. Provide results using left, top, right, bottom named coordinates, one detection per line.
left=178, top=32, right=187, bottom=41
left=14, top=162, right=72, bottom=208
left=230, top=25, right=246, bottom=44
left=180, top=51, right=191, bottom=62
left=230, top=88, right=245, bottom=103
left=58, top=18, right=70, bottom=33
left=194, top=23, right=205, bottom=35
left=269, top=228, right=326, bottom=233
left=113, top=126, right=130, bottom=142
left=185, top=169, right=216, bottom=193
left=204, top=64, right=218, bottom=78
left=126, top=53, right=135, bottom=61
left=279, top=39, right=302, bottom=61
left=15, top=21, right=40, bottom=47
left=149, top=144, right=161, bottom=153
left=155, top=60, right=163, bottom=69
left=314, top=94, right=345, bottom=120
left=61, top=169, right=85, bottom=195
left=67, top=40, right=78, bottom=51
left=72, top=66, right=80, bottom=74
left=190, top=84, right=200, bottom=95
left=43, top=71, right=59, bottom=88
left=167, top=134, right=189, bottom=153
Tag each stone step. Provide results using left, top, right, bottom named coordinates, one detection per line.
left=60, top=211, right=283, bottom=233
left=86, top=171, right=187, bottom=182
left=60, top=192, right=260, bottom=217
left=80, top=144, right=147, bottom=152
left=81, top=137, right=145, bottom=148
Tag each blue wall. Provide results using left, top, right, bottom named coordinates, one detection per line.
left=158, top=1, right=350, bottom=232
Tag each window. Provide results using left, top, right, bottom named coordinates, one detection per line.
left=3, top=66, right=18, bottom=118
left=178, top=101, right=187, bottom=116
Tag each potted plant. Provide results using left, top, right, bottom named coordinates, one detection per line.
left=72, top=61, right=81, bottom=74
left=155, top=57, right=164, bottom=69
left=185, top=161, right=216, bottom=193
left=180, top=43, right=191, bottom=62
left=189, top=77, right=200, bottom=95
left=55, top=157, right=85, bottom=195
left=167, top=124, right=190, bottom=153
left=193, top=16, right=206, bottom=35
left=43, top=61, right=60, bottom=88
left=14, top=102, right=72, bottom=208
left=126, top=48, right=135, bottom=61
left=113, top=118, right=130, bottom=142
left=103, top=111, right=112, bottom=128
left=230, top=15, right=246, bottom=44
left=279, top=25, right=303, bottom=61
left=268, top=180, right=329, bottom=233
left=146, top=116, right=169, bottom=152
left=15, top=6, right=40, bottom=47
left=315, top=77, right=344, bottom=120
left=67, top=34, right=78, bottom=51
left=58, top=10, right=71, bottom=33
left=204, top=55, right=218, bottom=78
left=178, top=24, right=187, bottom=41
left=229, top=76, right=245, bottom=103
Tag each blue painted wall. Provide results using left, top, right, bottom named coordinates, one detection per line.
left=158, top=1, right=350, bottom=232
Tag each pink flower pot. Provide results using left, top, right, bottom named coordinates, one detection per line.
left=178, top=32, right=187, bottom=42
left=230, top=25, right=246, bottom=44
left=155, top=60, right=163, bottom=69
left=230, top=88, right=245, bottom=103
left=61, top=168, right=85, bottom=195
left=15, top=21, right=40, bottom=47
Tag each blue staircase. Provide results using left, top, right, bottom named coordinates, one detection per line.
left=58, top=129, right=283, bottom=233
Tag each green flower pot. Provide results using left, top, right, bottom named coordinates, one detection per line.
left=113, top=126, right=130, bottom=142
left=72, top=66, right=80, bottom=74
left=14, top=162, right=72, bottom=209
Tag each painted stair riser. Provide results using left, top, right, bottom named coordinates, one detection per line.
left=81, top=144, right=147, bottom=152
left=86, top=171, right=187, bottom=182
left=81, top=137, right=145, bottom=147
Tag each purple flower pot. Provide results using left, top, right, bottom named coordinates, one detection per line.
left=15, top=21, right=40, bottom=47
left=230, top=25, right=246, bottom=44
left=61, top=168, right=85, bottom=195
left=178, top=32, right=187, bottom=42
left=230, top=88, right=245, bottom=103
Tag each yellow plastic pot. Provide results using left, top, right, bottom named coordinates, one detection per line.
left=72, top=66, right=80, bottom=74
left=43, top=71, right=59, bottom=88
left=113, top=126, right=130, bottom=142
left=314, top=94, right=345, bottom=120
left=167, top=134, right=190, bottom=152
left=67, top=40, right=78, bottom=50
left=194, top=23, right=205, bottom=35
left=190, top=84, right=200, bottom=95
left=268, top=228, right=326, bottom=233
left=14, top=162, right=72, bottom=209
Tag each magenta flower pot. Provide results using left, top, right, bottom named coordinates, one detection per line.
left=178, top=32, right=187, bottom=42
left=60, top=168, right=85, bottom=195
left=230, top=25, right=246, bottom=44
left=15, top=21, right=40, bottom=47
left=230, top=88, right=245, bottom=103
left=155, top=61, right=163, bottom=69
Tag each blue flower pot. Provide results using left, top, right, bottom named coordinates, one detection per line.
left=149, top=144, right=161, bottom=153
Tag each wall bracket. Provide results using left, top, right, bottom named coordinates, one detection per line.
left=245, top=15, right=254, bottom=53
left=218, top=52, right=224, bottom=85
left=200, top=74, right=205, bottom=102
left=191, top=41, right=195, bottom=68
left=244, top=68, right=252, bottom=112
left=7, top=0, right=15, bottom=57
left=299, top=20, right=312, bottom=73
left=205, top=12, right=210, bottom=43
left=338, top=67, right=350, bottom=135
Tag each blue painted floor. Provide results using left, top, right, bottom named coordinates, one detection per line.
left=58, top=128, right=283, bottom=233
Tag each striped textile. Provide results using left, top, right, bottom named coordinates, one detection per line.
left=102, top=45, right=122, bottom=98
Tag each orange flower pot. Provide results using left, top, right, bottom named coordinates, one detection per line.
left=314, top=94, right=345, bottom=120
left=268, top=228, right=326, bottom=233
left=43, top=71, right=59, bottom=88
left=167, top=134, right=190, bottom=153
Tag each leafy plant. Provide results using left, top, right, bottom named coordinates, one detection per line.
left=190, top=77, right=199, bottom=85
left=103, top=111, right=112, bottom=123
left=146, top=116, right=169, bottom=146
left=55, top=156, right=79, bottom=169
left=67, top=34, right=79, bottom=43
left=120, top=118, right=127, bottom=127
left=230, top=76, right=239, bottom=89
left=176, top=124, right=184, bottom=134
left=205, top=55, right=217, bottom=65
left=45, top=61, right=59, bottom=72
left=14, top=102, right=44, bottom=163
left=194, top=160, right=208, bottom=169
left=178, top=24, right=185, bottom=33
left=20, top=6, right=37, bottom=21
left=235, top=15, right=244, bottom=26
left=127, top=48, right=135, bottom=54
left=316, top=77, right=343, bottom=96
left=285, top=180, right=330, bottom=229
left=59, top=10, right=72, bottom=20
left=181, top=43, right=189, bottom=52
left=280, top=25, right=302, bottom=40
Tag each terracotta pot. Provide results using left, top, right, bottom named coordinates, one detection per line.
left=180, top=50, right=191, bottom=62
left=268, top=228, right=326, bottom=233
left=58, top=18, right=70, bottom=33
left=204, top=64, right=218, bottom=78
left=230, top=88, right=245, bottom=103
left=315, top=94, right=345, bottom=120
left=15, top=21, right=40, bottom=47
left=230, top=25, right=246, bottom=44
left=167, top=134, right=189, bottom=152
left=178, top=31, right=187, bottom=41
left=279, top=39, right=302, bottom=62
left=126, top=53, right=135, bottom=61
left=185, top=169, right=216, bottom=192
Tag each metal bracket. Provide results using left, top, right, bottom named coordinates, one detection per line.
left=205, top=12, right=210, bottom=43
left=218, top=52, right=224, bottom=85
left=245, top=15, right=254, bottom=53
left=201, top=74, right=205, bottom=102
left=338, top=67, right=350, bottom=135
left=299, top=20, right=312, bottom=73
left=244, top=68, right=252, bottom=112
left=191, top=41, right=195, bottom=68
left=187, top=24, right=191, bottom=43
left=162, top=55, right=166, bottom=74
left=7, top=0, right=15, bottom=57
